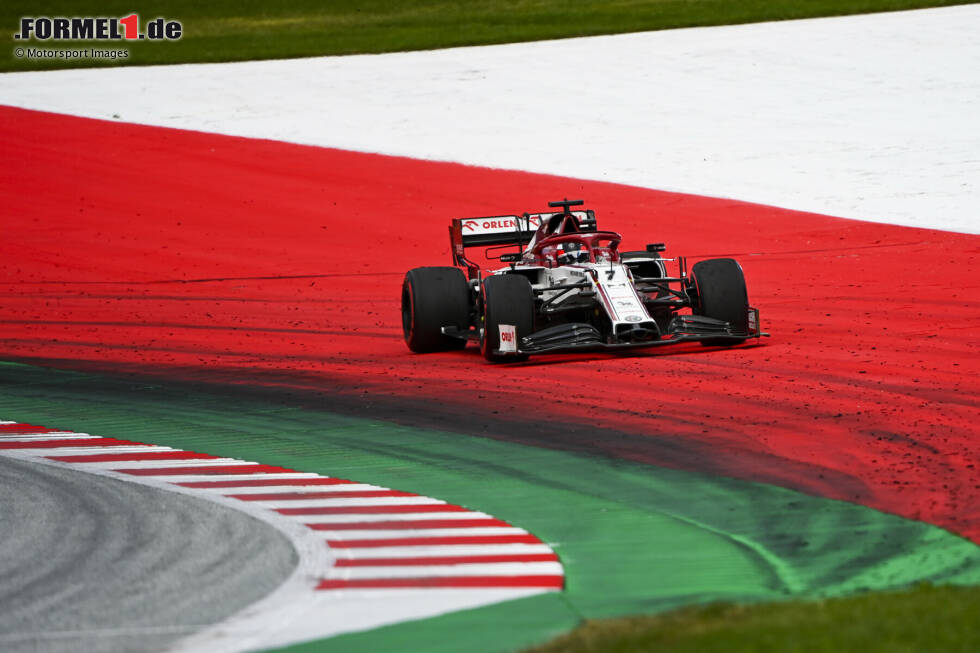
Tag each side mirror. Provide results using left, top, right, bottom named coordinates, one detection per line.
left=646, top=243, right=666, bottom=253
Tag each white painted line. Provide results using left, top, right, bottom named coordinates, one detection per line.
left=320, top=527, right=528, bottom=539
left=247, top=496, right=446, bottom=509
left=333, top=544, right=557, bottom=558
left=178, top=588, right=551, bottom=652
left=0, top=446, right=171, bottom=458
left=156, top=472, right=324, bottom=483
left=64, top=457, right=246, bottom=470
left=299, top=511, right=497, bottom=524
left=23, top=446, right=174, bottom=455
left=0, top=434, right=100, bottom=441
left=0, top=431, right=84, bottom=439
left=330, top=562, right=564, bottom=580
left=218, top=483, right=380, bottom=495
left=2, top=6, right=976, bottom=233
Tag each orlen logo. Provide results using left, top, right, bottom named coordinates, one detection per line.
left=498, top=324, right=517, bottom=353
left=14, top=15, right=182, bottom=41
left=462, top=218, right=520, bottom=232
left=461, top=216, right=541, bottom=232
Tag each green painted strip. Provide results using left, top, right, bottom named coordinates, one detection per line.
left=2, top=361, right=978, bottom=653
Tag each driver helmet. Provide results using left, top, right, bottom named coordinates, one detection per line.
left=557, top=241, right=588, bottom=265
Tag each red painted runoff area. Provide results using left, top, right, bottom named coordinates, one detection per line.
left=2, top=106, right=978, bottom=543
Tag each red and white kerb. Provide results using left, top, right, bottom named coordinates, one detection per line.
left=0, top=420, right=564, bottom=592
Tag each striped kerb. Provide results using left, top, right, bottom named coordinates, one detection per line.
left=0, top=420, right=564, bottom=592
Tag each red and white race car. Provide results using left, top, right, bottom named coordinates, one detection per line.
left=402, top=199, right=766, bottom=362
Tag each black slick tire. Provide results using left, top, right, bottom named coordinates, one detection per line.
left=690, top=258, right=749, bottom=346
left=402, top=267, right=470, bottom=353
left=480, top=274, right=534, bottom=363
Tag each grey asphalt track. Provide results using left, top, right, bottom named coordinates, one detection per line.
left=0, top=456, right=297, bottom=653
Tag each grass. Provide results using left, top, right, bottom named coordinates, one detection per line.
left=5, top=1, right=980, bottom=651
left=524, top=583, right=980, bottom=653
left=2, top=0, right=974, bottom=71
left=4, top=363, right=980, bottom=652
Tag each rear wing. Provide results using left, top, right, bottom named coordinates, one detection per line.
left=450, top=210, right=597, bottom=277
left=455, top=214, right=541, bottom=248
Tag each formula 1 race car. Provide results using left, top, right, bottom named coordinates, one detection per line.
left=401, top=199, right=766, bottom=362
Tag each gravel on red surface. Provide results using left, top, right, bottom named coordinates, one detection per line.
left=3, top=106, right=978, bottom=543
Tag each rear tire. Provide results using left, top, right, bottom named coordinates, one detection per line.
left=690, top=258, right=748, bottom=346
left=480, top=274, right=534, bottom=363
left=402, top=267, right=470, bottom=353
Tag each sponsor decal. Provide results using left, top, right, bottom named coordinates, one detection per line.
left=460, top=215, right=541, bottom=234
left=459, top=210, right=590, bottom=236
left=595, top=266, right=651, bottom=324
left=498, top=324, right=517, bottom=353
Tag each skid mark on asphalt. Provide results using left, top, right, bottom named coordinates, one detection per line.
left=0, top=420, right=562, bottom=650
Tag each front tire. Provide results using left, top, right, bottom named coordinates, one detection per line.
left=480, top=274, right=534, bottom=363
left=402, top=267, right=470, bottom=353
left=690, top=258, right=749, bottom=346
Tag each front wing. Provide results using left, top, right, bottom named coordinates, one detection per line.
left=504, top=309, right=767, bottom=355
